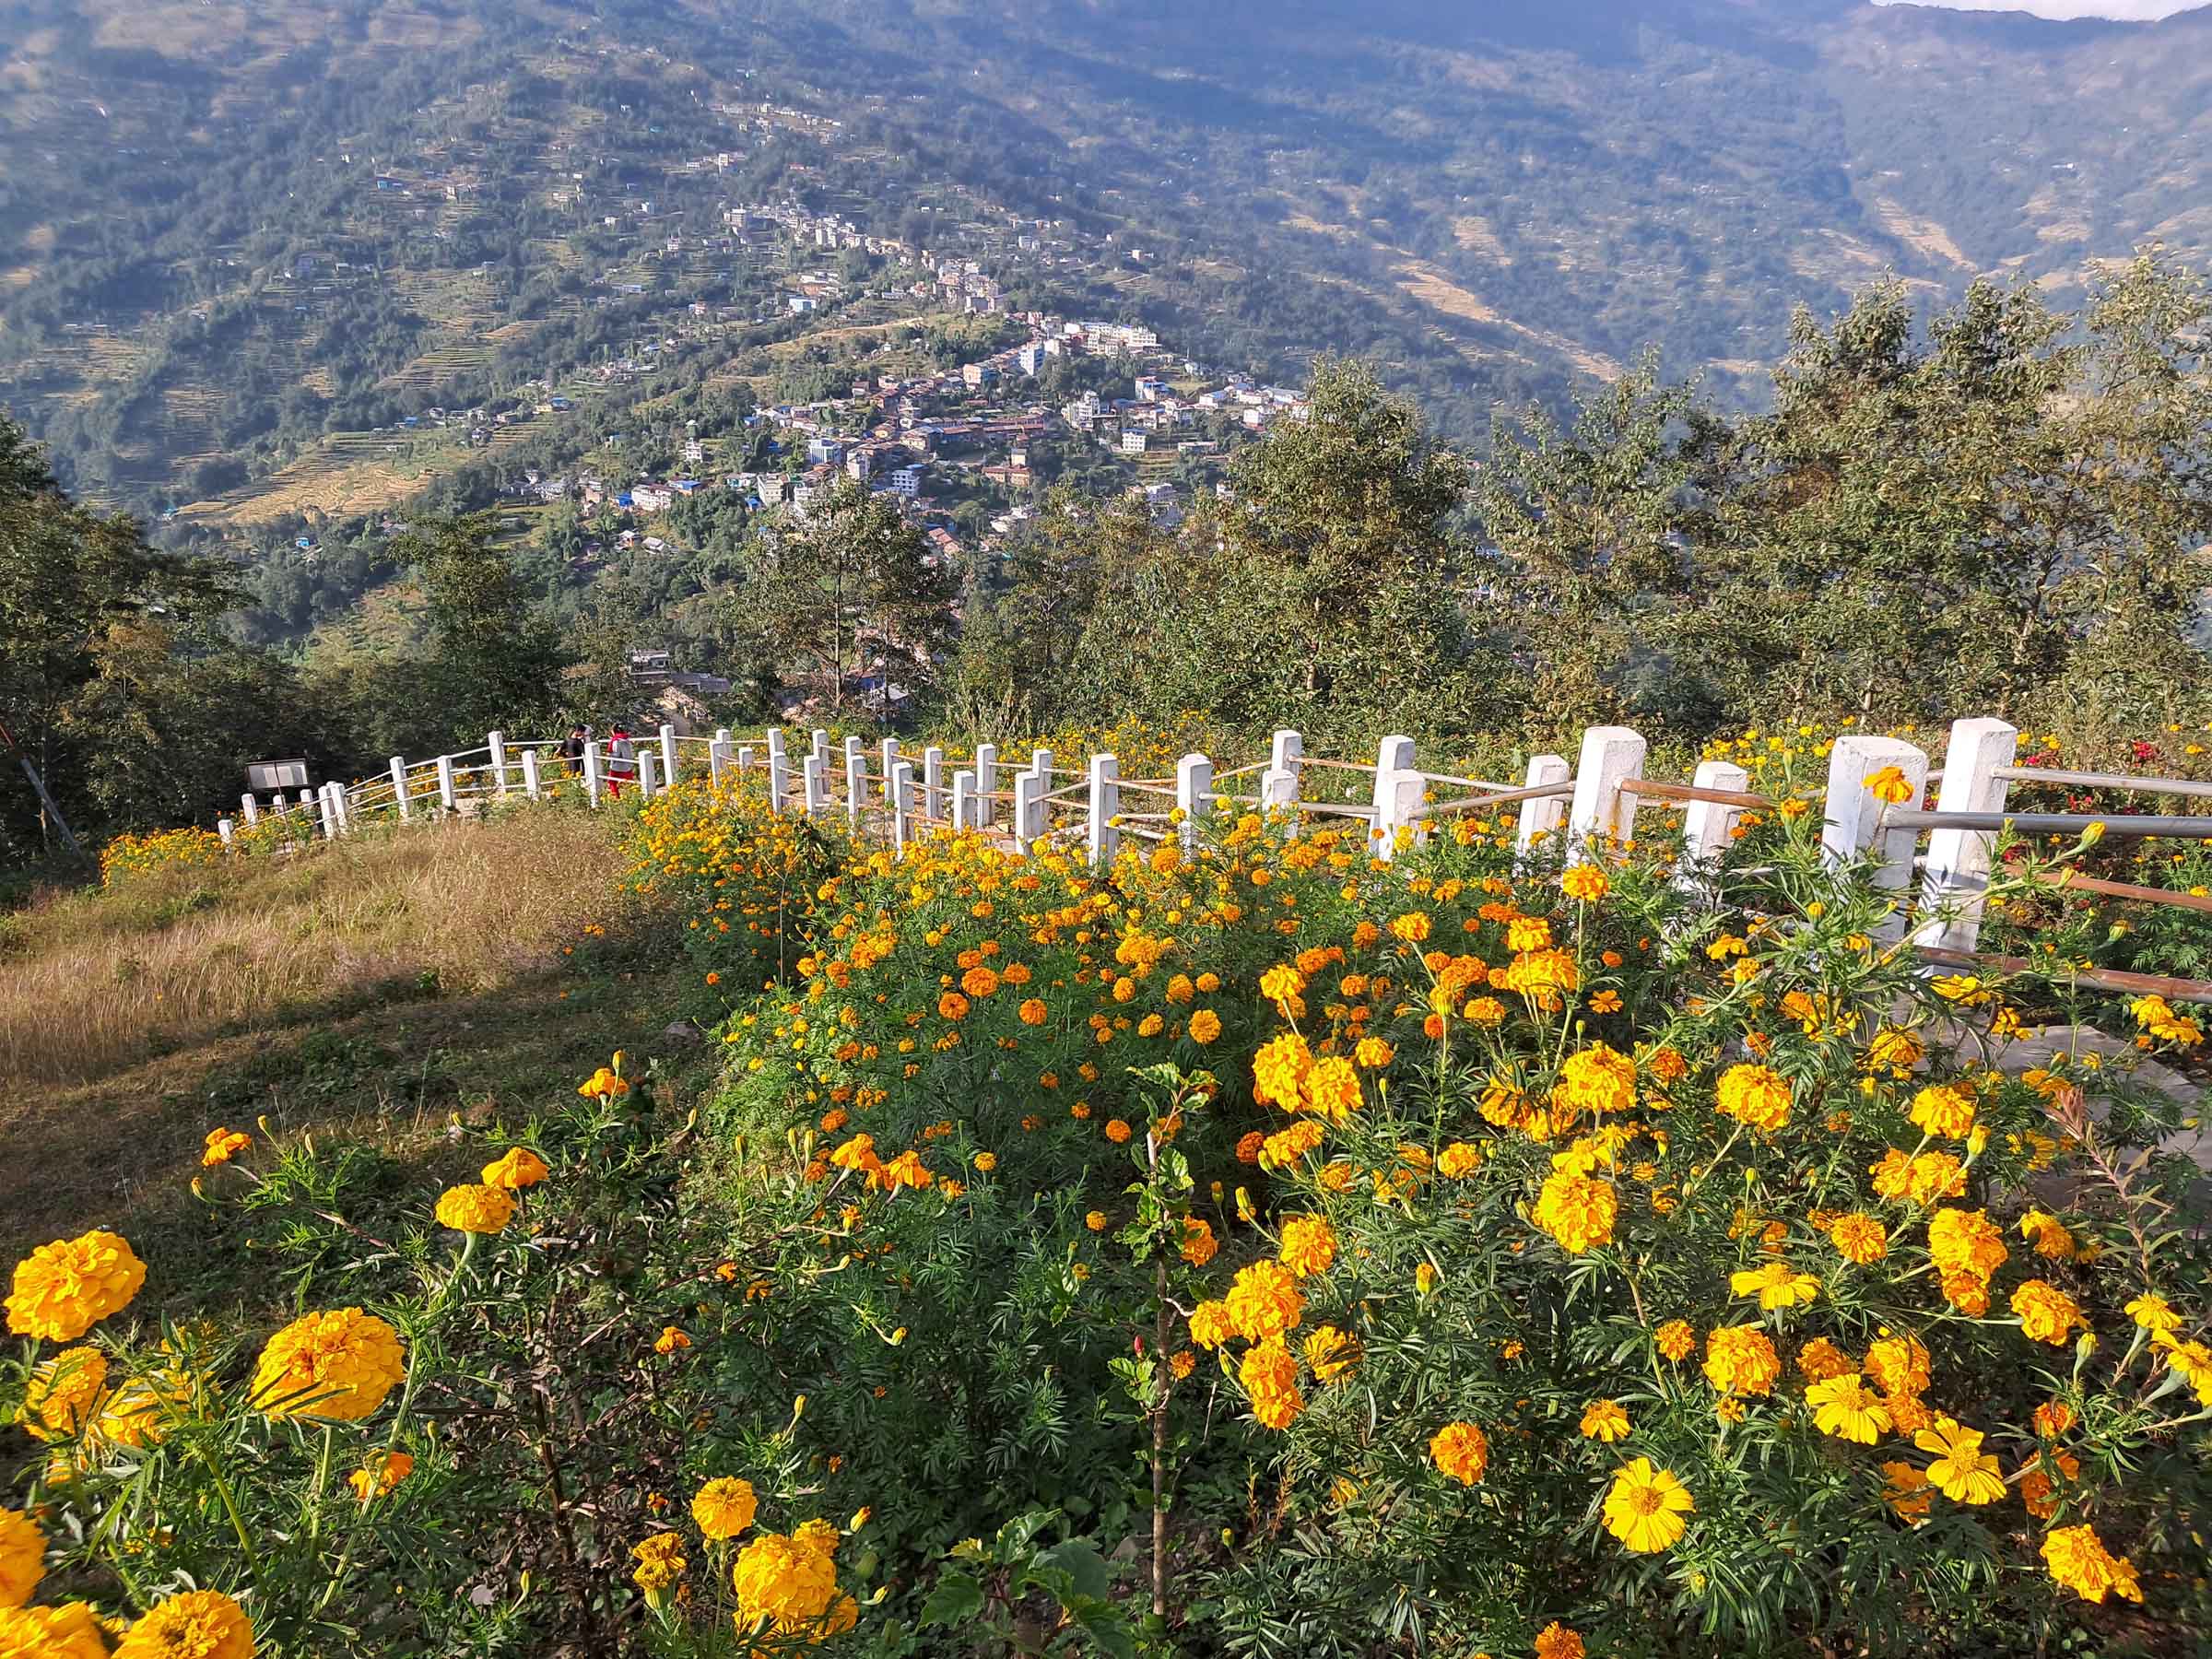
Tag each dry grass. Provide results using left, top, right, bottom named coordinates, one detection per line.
left=4, top=808, right=637, bottom=1088
left=0, top=806, right=708, bottom=1272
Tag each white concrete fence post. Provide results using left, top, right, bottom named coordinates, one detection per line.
left=638, top=749, right=660, bottom=799
left=844, top=737, right=866, bottom=830
left=1175, top=752, right=1213, bottom=852
left=1823, top=735, right=1930, bottom=944
left=892, top=760, right=916, bottom=847
left=737, top=744, right=756, bottom=781
left=522, top=749, right=543, bottom=801
left=1916, top=717, right=2018, bottom=953
left=1681, top=759, right=1750, bottom=866
left=1370, top=735, right=1415, bottom=857
left=811, top=728, right=830, bottom=771
left=924, top=746, right=945, bottom=824
left=1568, top=725, right=1647, bottom=853
left=437, top=754, right=458, bottom=813
left=1088, top=752, right=1120, bottom=865
left=974, top=742, right=998, bottom=829
left=388, top=759, right=410, bottom=822
left=766, top=729, right=788, bottom=815
left=1262, top=730, right=1303, bottom=830
left=879, top=737, right=900, bottom=803
left=218, top=818, right=234, bottom=847
left=489, top=730, right=509, bottom=798
left=241, top=792, right=260, bottom=827
left=317, top=783, right=338, bottom=840
left=1514, top=753, right=1572, bottom=857
left=803, top=753, right=828, bottom=817
left=659, top=724, right=677, bottom=788
left=583, top=741, right=603, bottom=807
left=1377, top=769, right=1430, bottom=863
left=1014, top=770, right=1043, bottom=846
left=709, top=736, right=732, bottom=785
left=952, top=770, right=976, bottom=831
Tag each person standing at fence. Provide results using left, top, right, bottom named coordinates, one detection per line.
left=607, top=725, right=635, bottom=800
left=562, top=724, right=586, bottom=778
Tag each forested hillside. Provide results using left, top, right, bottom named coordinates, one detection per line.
left=3, top=0, right=2209, bottom=516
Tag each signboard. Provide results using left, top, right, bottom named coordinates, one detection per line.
left=246, top=759, right=312, bottom=793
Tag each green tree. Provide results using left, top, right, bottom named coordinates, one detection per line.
left=393, top=512, right=568, bottom=750
left=738, top=483, right=956, bottom=719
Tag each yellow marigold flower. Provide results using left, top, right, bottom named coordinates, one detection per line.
left=2019, top=1448, right=2081, bottom=1520
left=1579, top=1399, right=1630, bottom=1442
left=654, top=1324, right=691, bottom=1355
left=1729, top=1260, right=1821, bottom=1311
left=960, top=965, right=1000, bottom=998
left=1702, top=1326, right=1782, bottom=1397
left=693, top=1477, right=758, bottom=1540
left=201, top=1126, right=251, bottom=1168
left=1085, top=1211, right=1107, bottom=1232
left=1258, top=963, right=1307, bottom=1006
left=1908, top=1084, right=1977, bottom=1142
left=2124, top=1292, right=2180, bottom=1335
left=1415, top=1262, right=1439, bottom=1296
left=579, top=1065, right=629, bottom=1099
left=1561, top=864, right=1610, bottom=902
left=1533, top=1170, right=1618, bottom=1254
left=972, top=1151, right=997, bottom=1172
left=1827, top=1213, right=1888, bottom=1265
left=1916, top=1416, right=2006, bottom=1504
left=1251, top=1031, right=1312, bottom=1105
left=1863, top=765, right=1915, bottom=805
left=1238, top=1338, right=1305, bottom=1430
left=1224, top=1261, right=1304, bottom=1342
left=1188, top=1008, right=1223, bottom=1044
left=632, top=1530, right=687, bottom=1597
left=1104, top=1118, right=1133, bottom=1145
left=1018, top=997, right=1049, bottom=1026
left=1300, top=1055, right=1361, bottom=1123
left=1436, top=1141, right=1483, bottom=1179
left=1180, top=1218, right=1218, bottom=1267
left=1603, top=1458, right=1693, bottom=1553
left=1865, top=1334, right=1931, bottom=1399
left=937, top=991, right=971, bottom=1021
left=1303, top=1325, right=1359, bottom=1382
left=112, top=1589, right=254, bottom=1659
left=347, top=1450, right=414, bottom=1503
left=0, top=1601, right=110, bottom=1658
left=2041, top=1523, right=2143, bottom=1606
left=1927, top=1207, right=2007, bottom=1283
left=1714, top=1063, right=1791, bottom=1133
left=732, top=1529, right=840, bottom=1632
left=2010, top=1279, right=2088, bottom=1347
left=1879, top=1460, right=1934, bottom=1523
left=1429, top=1420, right=1488, bottom=1485
left=1865, top=1027, right=1924, bottom=1071
left=1353, top=1036, right=1394, bottom=1069
left=482, top=1147, right=549, bottom=1191
left=1389, top=912, right=1431, bottom=944
left=6, top=1230, right=147, bottom=1343
left=1654, top=1319, right=1695, bottom=1361
left=434, top=1183, right=516, bottom=1235
left=1806, top=1372, right=1891, bottom=1444
left=1170, top=1349, right=1197, bottom=1380
left=2018, top=1209, right=2078, bottom=1261
left=1796, top=1336, right=1853, bottom=1382
left=0, top=1507, right=43, bottom=1611
left=1534, top=1624, right=1585, bottom=1659
left=1189, top=1300, right=1235, bottom=1349
left=1277, top=1215, right=1338, bottom=1279
left=21, top=1347, right=107, bottom=1441
left=252, top=1308, right=405, bottom=1422
left=1195, top=971, right=1220, bottom=993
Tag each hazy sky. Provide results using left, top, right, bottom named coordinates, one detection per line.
left=1874, top=0, right=2207, bottom=18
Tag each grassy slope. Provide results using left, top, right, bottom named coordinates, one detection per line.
left=0, top=804, right=724, bottom=1306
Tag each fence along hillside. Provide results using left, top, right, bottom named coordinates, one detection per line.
left=203, top=715, right=2212, bottom=1006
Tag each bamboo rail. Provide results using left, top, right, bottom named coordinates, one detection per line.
left=1621, top=777, right=1774, bottom=811
left=1915, top=945, right=2212, bottom=1003
left=1994, top=766, right=2212, bottom=801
